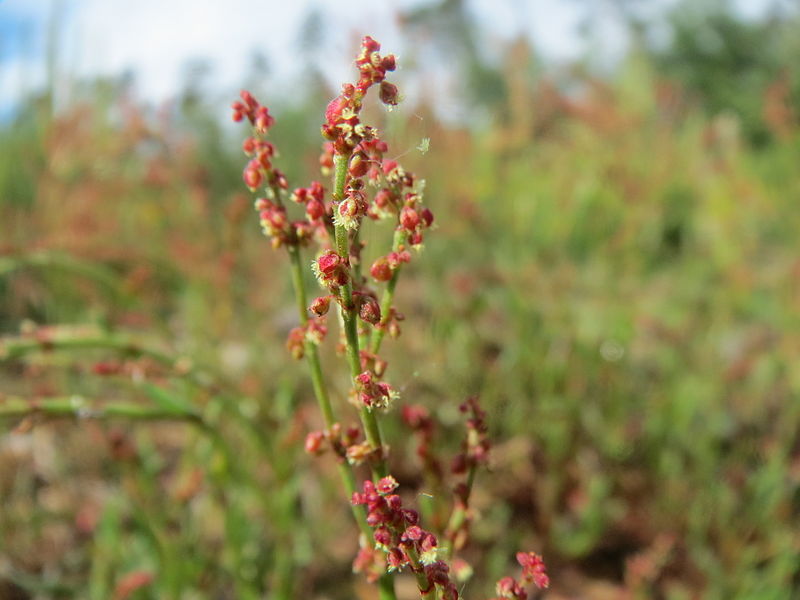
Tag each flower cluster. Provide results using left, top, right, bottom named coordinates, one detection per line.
left=231, top=36, right=549, bottom=599
left=285, top=319, right=328, bottom=360
left=305, top=422, right=361, bottom=458
left=333, top=178, right=369, bottom=230
left=290, top=180, right=329, bottom=228
left=351, top=476, right=460, bottom=600
left=310, top=269, right=380, bottom=324
left=401, top=404, right=443, bottom=480
left=322, top=37, right=397, bottom=153
left=353, top=371, right=398, bottom=410
left=304, top=422, right=384, bottom=466
left=452, top=396, right=490, bottom=475
left=312, top=250, right=349, bottom=290
left=232, top=91, right=284, bottom=192
left=233, top=91, right=325, bottom=250
left=370, top=249, right=411, bottom=282
left=399, top=194, right=435, bottom=247
left=493, top=553, right=550, bottom=599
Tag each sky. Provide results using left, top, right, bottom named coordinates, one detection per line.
left=0, top=0, right=787, bottom=119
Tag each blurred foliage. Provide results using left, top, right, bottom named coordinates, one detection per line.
left=648, top=0, right=800, bottom=144
left=1, top=3, right=800, bottom=599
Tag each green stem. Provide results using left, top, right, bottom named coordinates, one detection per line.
left=404, top=545, right=436, bottom=598
left=332, top=152, right=396, bottom=599
left=0, top=395, right=203, bottom=422
left=0, top=333, right=229, bottom=391
left=332, top=153, right=389, bottom=478
left=370, top=229, right=405, bottom=355
left=442, top=463, right=478, bottom=561
left=286, top=244, right=373, bottom=543
left=288, top=246, right=335, bottom=426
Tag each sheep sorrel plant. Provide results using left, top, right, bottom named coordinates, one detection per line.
left=231, top=36, right=549, bottom=600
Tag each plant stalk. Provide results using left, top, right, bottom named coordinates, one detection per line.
left=332, top=152, right=390, bottom=478
left=332, top=151, right=396, bottom=599
left=286, top=244, right=374, bottom=542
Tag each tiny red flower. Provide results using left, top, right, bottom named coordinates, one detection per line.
left=370, top=257, right=393, bottom=282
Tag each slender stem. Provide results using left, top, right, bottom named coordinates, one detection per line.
left=370, top=229, right=405, bottom=355
left=351, top=229, right=363, bottom=283
left=442, top=463, right=478, bottom=561
left=287, top=246, right=336, bottom=426
left=332, top=152, right=389, bottom=478
left=1, top=335, right=176, bottom=366
left=404, top=545, right=436, bottom=598
left=332, top=152, right=397, bottom=599
left=286, top=244, right=375, bottom=543
left=0, top=395, right=203, bottom=422
left=0, top=333, right=230, bottom=391
left=378, top=574, right=401, bottom=600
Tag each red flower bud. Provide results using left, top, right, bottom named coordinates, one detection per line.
left=306, top=198, right=325, bottom=221
left=358, top=295, right=381, bottom=324
left=387, top=251, right=411, bottom=269
left=517, top=552, right=549, bottom=589
left=231, top=100, right=249, bottom=122
left=402, top=525, right=424, bottom=542
left=242, top=137, right=257, bottom=154
left=495, top=576, right=519, bottom=598
left=274, top=170, right=288, bottom=190
left=254, top=106, right=274, bottom=132
left=318, top=251, right=340, bottom=274
left=382, top=55, right=397, bottom=72
left=362, top=36, right=381, bottom=53
left=243, top=163, right=263, bottom=191
left=325, top=95, right=347, bottom=125
left=240, top=89, right=257, bottom=110
left=400, top=207, right=420, bottom=231
left=374, top=188, right=393, bottom=210
left=408, top=230, right=424, bottom=246
left=305, top=431, right=325, bottom=454
left=370, top=257, right=393, bottom=282
left=286, top=327, right=305, bottom=360
left=349, top=153, right=369, bottom=177
left=382, top=160, right=398, bottom=175
left=376, top=475, right=398, bottom=494
left=374, top=526, right=393, bottom=547
left=387, top=548, right=406, bottom=570
left=309, top=295, right=332, bottom=316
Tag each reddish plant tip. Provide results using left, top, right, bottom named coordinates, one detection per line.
left=362, top=36, right=381, bottom=53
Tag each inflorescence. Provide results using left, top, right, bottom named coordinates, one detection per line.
left=232, top=35, right=548, bottom=600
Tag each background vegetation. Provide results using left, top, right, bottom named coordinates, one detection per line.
left=1, top=1, right=799, bottom=598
